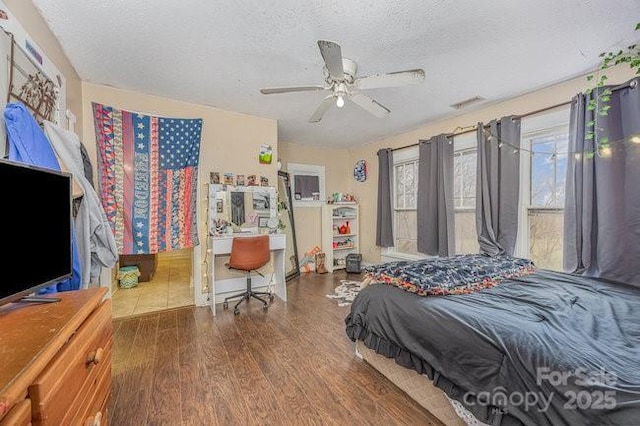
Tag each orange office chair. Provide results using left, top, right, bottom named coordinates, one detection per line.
left=222, top=234, right=274, bottom=315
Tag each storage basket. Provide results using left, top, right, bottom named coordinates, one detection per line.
left=118, top=265, right=140, bottom=289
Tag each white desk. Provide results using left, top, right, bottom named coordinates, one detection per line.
left=208, top=233, right=287, bottom=315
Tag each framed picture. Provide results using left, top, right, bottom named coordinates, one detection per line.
left=260, top=175, right=269, bottom=186
left=223, top=173, right=234, bottom=185
left=216, top=199, right=223, bottom=213
left=258, top=216, right=269, bottom=228
left=252, top=192, right=270, bottom=211
left=210, top=171, right=220, bottom=184
left=247, top=175, right=257, bottom=186
left=236, top=174, right=245, bottom=186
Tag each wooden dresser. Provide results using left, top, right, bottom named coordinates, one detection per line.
left=0, top=288, right=112, bottom=426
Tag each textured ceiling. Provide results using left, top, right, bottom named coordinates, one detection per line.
left=33, top=0, right=640, bottom=148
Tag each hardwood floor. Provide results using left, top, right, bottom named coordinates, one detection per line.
left=110, top=271, right=442, bottom=425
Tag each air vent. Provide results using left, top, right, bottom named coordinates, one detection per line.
left=450, top=96, right=486, bottom=110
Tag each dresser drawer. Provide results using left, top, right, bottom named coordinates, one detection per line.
left=0, top=399, right=31, bottom=426
left=62, top=341, right=111, bottom=426
left=69, top=357, right=111, bottom=426
left=30, top=300, right=112, bottom=425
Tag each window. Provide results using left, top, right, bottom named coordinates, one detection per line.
left=293, top=175, right=320, bottom=201
left=287, top=163, right=326, bottom=207
left=519, top=108, right=570, bottom=271
left=385, top=109, right=570, bottom=266
left=387, top=138, right=480, bottom=259
left=393, top=157, right=419, bottom=255
left=453, top=134, right=479, bottom=254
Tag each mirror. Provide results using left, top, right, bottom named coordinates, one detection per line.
left=209, top=185, right=276, bottom=234
left=278, top=171, right=300, bottom=281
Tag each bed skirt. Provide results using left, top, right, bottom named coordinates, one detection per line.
left=356, top=340, right=486, bottom=426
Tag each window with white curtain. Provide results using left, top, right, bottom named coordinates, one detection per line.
left=518, top=107, right=570, bottom=271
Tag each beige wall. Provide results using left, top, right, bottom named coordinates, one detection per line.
left=279, top=141, right=352, bottom=260
left=81, top=82, right=278, bottom=292
left=4, top=0, right=83, bottom=132
left=348, top=66, right=637, bottom=264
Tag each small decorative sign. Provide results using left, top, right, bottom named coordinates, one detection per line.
left=259, top=144, right=273, bottom=164
left=353, top=159, right=367, bottom=182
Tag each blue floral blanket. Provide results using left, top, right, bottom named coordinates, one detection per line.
left=363, top=254, right=535, bottom=296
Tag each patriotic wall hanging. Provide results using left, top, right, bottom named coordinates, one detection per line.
left=92, top=103, right=203, bottom=254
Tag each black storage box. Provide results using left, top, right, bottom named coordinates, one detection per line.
left=345, top=253, right=362, bottom=274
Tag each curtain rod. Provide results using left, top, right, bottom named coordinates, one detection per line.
left=390, top=79, right=637, bottom=152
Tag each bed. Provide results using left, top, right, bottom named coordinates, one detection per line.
left=345, top=259, right=640, bottom=426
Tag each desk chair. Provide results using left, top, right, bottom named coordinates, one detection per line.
left=222, top=235, right=274, bottom=316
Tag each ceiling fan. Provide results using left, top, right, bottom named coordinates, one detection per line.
left=259, top=40, right=425, bottom=123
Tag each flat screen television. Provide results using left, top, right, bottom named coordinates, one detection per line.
left=0, top=159, right=72, bottom=306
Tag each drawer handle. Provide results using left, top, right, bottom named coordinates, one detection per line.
left=85, top=410, right=102, bottom=426
left=86, top=347, right=104, bottom=366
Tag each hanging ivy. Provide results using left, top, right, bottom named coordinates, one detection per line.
left=585, top=23, right=640, bottom=156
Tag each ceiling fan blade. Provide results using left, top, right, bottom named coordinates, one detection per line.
left=317, top=40, right=344, bottom=81
left=355, top=69, right=425, bottom=90
left=260, top=85, right=326, bottom=95
left=350, top=93, right=391, bottom=118
left=308, top=95, right=336, bottom=123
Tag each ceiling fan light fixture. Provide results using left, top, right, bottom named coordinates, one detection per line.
left=260, top=40, right=423, bottom=123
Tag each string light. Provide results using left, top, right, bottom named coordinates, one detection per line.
left=201, top=182, right=212, bottom=296
left=599, top=146, right=612, bottom=158
left=475, top=129, right=636, bottom=159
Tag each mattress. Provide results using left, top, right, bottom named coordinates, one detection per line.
left=356, top=340, right=472, bottom=426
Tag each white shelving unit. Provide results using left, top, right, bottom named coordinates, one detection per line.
left=322, top=203, right=359, bottom=272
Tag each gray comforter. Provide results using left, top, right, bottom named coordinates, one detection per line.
left=345, top=270, right=640, bottom=425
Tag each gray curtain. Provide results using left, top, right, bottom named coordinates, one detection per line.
left=376, top=148, right=394, bottom=247
left=417, top=135, right=455, bottom=256
left=564, top=78, right=640, bottom=284
left=476, top=116, right=521, bottom=256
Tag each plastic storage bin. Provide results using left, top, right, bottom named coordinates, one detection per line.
left=345, top=253, right=362, bottom=274
left=118, top=265, right=140, bottom=289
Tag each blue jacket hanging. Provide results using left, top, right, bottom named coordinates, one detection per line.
left=4, top=102, right=82, bottom=292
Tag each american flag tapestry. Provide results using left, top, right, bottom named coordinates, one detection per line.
left=92, top=103, right=203, bottom=254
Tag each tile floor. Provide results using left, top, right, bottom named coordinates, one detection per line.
left=112, top=248, right=194, bottom=319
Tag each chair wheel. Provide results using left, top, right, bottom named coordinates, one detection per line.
left=269, top=294, right=275, bottom=302
left=233, top=308, right=240, bottom=316
left=223, top=301, right=229, bottom=309
left=262, top=304, right=268, bottom=312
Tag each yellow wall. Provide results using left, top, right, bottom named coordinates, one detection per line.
left=348, top=66, right=637, bottom=264
left=4, top=0, right=83, bottom=132
left=81, top=82, right=278, bottom=292
left=279, top=141, right=352, bottom=260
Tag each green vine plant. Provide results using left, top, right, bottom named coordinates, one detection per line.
left=585, top=23, right=640, bottom=158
